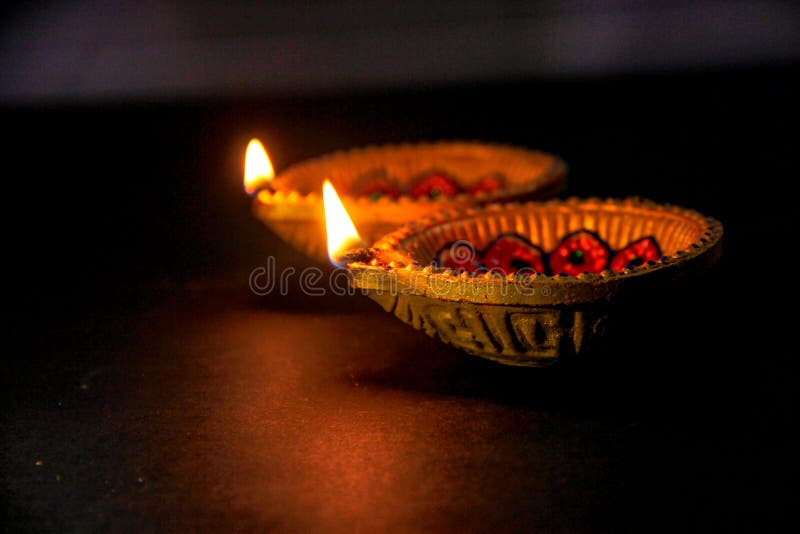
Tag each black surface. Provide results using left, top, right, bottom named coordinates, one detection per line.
left=2, top=66, right=797, bottom=531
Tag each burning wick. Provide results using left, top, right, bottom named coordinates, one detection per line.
left=243, top=138, right=275, bottom=195
left=322, top=180, right=408, bottom=269
left=322, top=180, right=364, bottom=266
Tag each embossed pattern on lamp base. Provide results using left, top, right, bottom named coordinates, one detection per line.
left=369, top=293, right=606, bottom=367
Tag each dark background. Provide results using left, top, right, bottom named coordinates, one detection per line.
left=2, top=1, right=798, bottom=531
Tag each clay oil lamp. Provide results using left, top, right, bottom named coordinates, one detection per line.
left=335, top=198, right=722, bottom=366
left=245, top=140, right=567, bottom=263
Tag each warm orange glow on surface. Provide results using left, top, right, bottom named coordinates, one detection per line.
left=244, top=138, right=275, bottom=194
left=323, top=180, right=361, bottom=264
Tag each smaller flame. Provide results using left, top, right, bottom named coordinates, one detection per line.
left=323, top=180, right=362, bottom=265
left=243, top=138, right=274, bottom=195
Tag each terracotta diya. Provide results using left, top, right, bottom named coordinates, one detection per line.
left=248, top=141, right=566, bottom=263
left=340, top=198, right=723, bottom=367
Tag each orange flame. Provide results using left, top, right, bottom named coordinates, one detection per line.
left=243, top=138, right=274, bottom=194
left=323, top=180, right=362, bottom=264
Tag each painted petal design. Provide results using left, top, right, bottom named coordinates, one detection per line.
left=549, top=230, right=610, bottom=276
left=610, top=236, right=662, bottom=271
left=409, top=172, right=462, bottom=199
left=481, top=234, right=545, bottom=275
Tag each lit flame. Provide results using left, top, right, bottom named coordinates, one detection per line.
left=243, top=138, right=274, bottom=194
left=323, top=180, right=362, bottom=264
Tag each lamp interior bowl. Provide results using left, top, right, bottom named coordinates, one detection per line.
left=400, top=199, right=708, bottom=265
left=275, top=141, right=565, bottom=200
